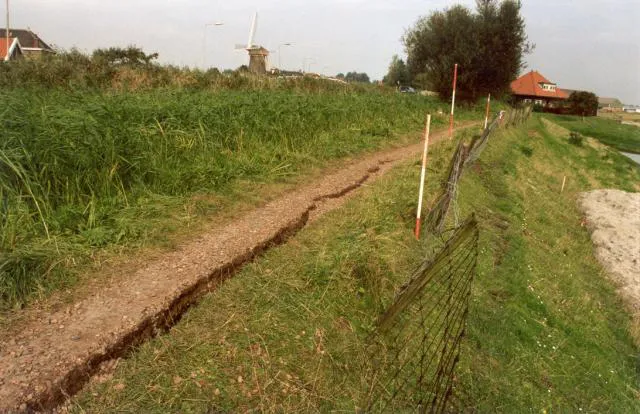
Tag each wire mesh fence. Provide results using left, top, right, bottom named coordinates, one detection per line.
left=425, top=140, right=468, bottom=234
left=427, top=107, right=531, bottom=233
left=364, top=216, right=479, bottom=413
left=363, top=108, right=530, bottom=412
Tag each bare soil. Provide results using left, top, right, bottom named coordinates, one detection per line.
left=579, top=189, right=640, bottom=331
left=0, top=125, right=468, bottom=412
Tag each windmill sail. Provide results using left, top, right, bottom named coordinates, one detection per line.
left=247, top=12, right=258, bottom=49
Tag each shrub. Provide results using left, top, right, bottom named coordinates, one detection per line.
left=568, top=131, right=583, bottom=146
left=519, top=145, right=533, bottom=157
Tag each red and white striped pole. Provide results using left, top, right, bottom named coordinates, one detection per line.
left=448, top=63, right=458, bottom=139
left=414, top=114, right=432, bottom=240
left=483, top=93, right=491, bottom=130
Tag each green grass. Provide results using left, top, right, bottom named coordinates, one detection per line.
left=71, top=115, right=640, bottom=412
left=0, top=86, right=493, bottom=310
left=544, top=114, right=640, bottom=153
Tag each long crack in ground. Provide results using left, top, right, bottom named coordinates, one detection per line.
left=0, top=126, right=465, bottom=412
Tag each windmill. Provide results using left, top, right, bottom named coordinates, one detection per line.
left=235, top=12, right=269, bottom=74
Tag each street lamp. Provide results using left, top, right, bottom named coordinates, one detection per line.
left=303, top=57, right=316, bottom=73
left=278, top=42, right=292, bottom=69
left=202, top=21, right=224, bottom=69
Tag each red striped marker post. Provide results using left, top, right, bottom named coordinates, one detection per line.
left=448, top=63, right=458, bottom=139
left=414, top=114, right=432, bottom=240
left=484, top=93, right=491, bottom=130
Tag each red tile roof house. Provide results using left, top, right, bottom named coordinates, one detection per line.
left=0, top=28, right=54, bottom=59
left=1, top=37, right=23, bottom=61
left=510, top=70, right=569, bottom=107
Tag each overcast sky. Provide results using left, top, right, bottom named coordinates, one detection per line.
left=6, top=0, right=640, bottom=104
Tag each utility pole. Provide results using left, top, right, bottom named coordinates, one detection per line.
left=303, top=57, right=316, bottom=73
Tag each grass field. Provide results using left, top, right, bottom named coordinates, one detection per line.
left=598, top=111, right=640, bottom=123
left=544, top=114, right=640, bottom=153
left=70, top=116, right=640, bottom=412
left=0, top=85, right=493, bottom=310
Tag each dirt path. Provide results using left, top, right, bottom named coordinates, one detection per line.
left=579, top=189, right=640, bottom=327
left=0, top=125, right=470, bottom=412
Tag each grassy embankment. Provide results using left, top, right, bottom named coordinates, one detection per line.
left=0, top=84, right=491, bottom=310
left=71, top=115, right=640, bottom=412
left=545, top=113, right=640, bottom=153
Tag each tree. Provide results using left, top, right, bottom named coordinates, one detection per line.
left=344, top=71, right=370, bottom=83
left=92, top=46, right=158, bottom=66
left=567, top=91, right=598, bottom=116
left=474, top=0, right=532, bottom=96
left=383, top=55, right=410, bottom=87
left=403, top=0, right=532, bottom=102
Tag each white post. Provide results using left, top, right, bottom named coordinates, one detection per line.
left=448, top=63, right=458, bottom=139
left=415, top=114, right=432, bottom=240
left=5, top=0, right=9, bottom=61
left=484, top=93, right=491, bottom=130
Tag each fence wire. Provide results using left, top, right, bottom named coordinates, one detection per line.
left=364, top=216, right=479, bottom=413
left=363, top=108, right=531, bottom=413
left=427, top=107, right=531, bottom=234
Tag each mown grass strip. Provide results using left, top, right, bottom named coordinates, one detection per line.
left=71, top=116, right=639, bottom=412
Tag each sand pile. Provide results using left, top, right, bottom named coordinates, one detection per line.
left=579, top=189, right=640, bottom=314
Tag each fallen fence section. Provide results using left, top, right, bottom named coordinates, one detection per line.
left=365, top=216, right=479, bottom=413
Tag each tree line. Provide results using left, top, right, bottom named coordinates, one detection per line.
left=385, top=0, right=532, bottom=103
left=336, top=72, right=371, bottom=83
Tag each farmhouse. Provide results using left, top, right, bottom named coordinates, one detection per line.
left=0, top=28, right=55, bottom=59
left=598, top=97, right=623, bottom=112
left=1, top=37, right=22, bottom=61
left=510, top=70, right=568, bottom=107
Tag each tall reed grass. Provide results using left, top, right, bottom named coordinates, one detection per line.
left=0, top=84, right=470, bottom=308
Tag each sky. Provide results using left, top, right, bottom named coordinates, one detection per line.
left=5, top=0, right=640, bottom=104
